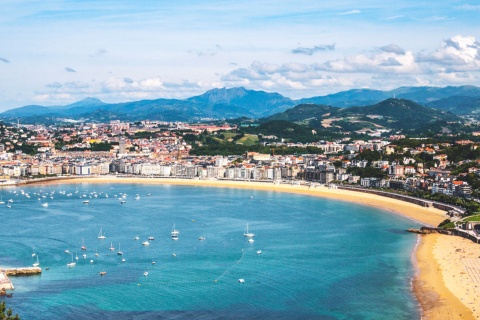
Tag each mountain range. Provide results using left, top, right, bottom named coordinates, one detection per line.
left=1, top=85, right=480, bottom=123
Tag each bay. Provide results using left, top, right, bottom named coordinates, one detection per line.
left=0, top=183, right=421, bottom=319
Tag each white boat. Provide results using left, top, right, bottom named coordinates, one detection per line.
left=135, top=195, right=140, bottom=200
left=198, top=236, right=206, bottom=241
left=171, top=224, right=179, bottom=240
left=81, top=238, right=87, bottom=251
left=82, top=254, right=87, bottom=259
left=143, top=272, right=148, bottom=277
left=133, top=236, right=140, bottom=240
left=148, top=236, right=155, bottom=241
left=65, top=249, right=70, bottom=254
left=32, top=255, right=40, bottom=267
left=243, top=224, right=255, bottom=238
left=0, top=195, right=5, bottom=204
left=109, top=242, right=115, bottom=251
left=41, top=202, right=48, bottom=207
left=238, top=278, right=245, bottom=283
left=67, top=254, right=76, bottom=267
left=142, top=240, right=150, bottom=246
left=83, top=200, right=89, bottom=204
left=75, top=252, right=79, bottom=260
left=117, top=243, right=123, bottom=255
left=98, top=227, right=106, bottom=239
left=248, top=238, right=254, bottom=243
left=32, top=246, right=36, bottom=257
left=257, top=250, right=262, bottom=254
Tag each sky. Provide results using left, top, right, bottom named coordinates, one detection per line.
left=1, top=0, right=479, bottom=111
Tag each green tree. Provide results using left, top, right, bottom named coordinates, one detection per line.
left=0, top=301, right=20, bottom=320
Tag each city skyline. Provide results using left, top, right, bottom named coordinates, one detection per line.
left=1, top=0, right=479, bottom=111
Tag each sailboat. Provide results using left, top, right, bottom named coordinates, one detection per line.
left=117, top=243, right=123, bottom=255
left=32, top=255, right=40, bottom=267
left=81, top=238, right=87, bottom=251
left=171, top=223, right=179, bottom=240
left=109, top=242, right=115, bottom=251
left=31, top=246, right=36, bottom=257
left=0, top=195, right=4, bottom=205
left=98, top=227, right=106, bottom=239
left=243, top=224, right=255, bottom=237
left=67, top=253, right=76, bottom=267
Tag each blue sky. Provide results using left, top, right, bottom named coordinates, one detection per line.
left=0, top=0, right=479, bottom=110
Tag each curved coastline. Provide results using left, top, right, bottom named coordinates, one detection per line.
left=12, top=176, right=478, bottom=319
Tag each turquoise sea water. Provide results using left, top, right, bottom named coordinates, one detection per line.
left=0, top=183, right=421, bottom=319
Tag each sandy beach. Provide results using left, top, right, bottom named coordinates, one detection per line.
left=21, top=176, right=480, bottom=318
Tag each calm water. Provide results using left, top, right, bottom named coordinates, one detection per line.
left=0, top=183, right=421, bottom=319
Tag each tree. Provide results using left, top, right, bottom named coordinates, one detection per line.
left=0, top=301, right=20, bottom=320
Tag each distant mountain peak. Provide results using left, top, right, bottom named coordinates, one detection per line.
left=66, top=97, right=105, bottom=108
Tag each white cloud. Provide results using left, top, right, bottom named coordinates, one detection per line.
left=418, top=35, right=480, bottom=72
left=339, top=9, right=361, bottom=15
left=319, top=50, right=418, bottom=74
left=456, top=4, right=480, bottom=11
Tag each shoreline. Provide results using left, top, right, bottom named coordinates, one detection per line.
left=8, top=176, right=477, bottom=318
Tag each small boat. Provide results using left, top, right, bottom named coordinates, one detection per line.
left=83, top=200, right=90, bottom=204
left=257, top=250, right=262, bottom=254
left=109, top=242, right=115, bottom=251
left=143, top=272, right=148, bottom=277
left=41, top=202, right=48, bottom=207
left=67, top=254, right=76, bottom=268
left=171, top=224, right=179, bottom=240
left=65, top=249, right=70, bottom=254
left=133, top=236, right=140, bottom=240
left=6, top=204, right=11, bottom=208
left=82, top=254, right=87, bottom=259
left=198, top=236, right=206, bottom=241
left=90, top=260, right=94, bottom=263
left=81, top=239, right=87, bottom=251
left=243, top=224, right=255, bottom=238
left=0, top=195, right=4, bottom=205
left=100, top=271, right=106, bottom=276
left=75, top=252, right=79, bottom=260
left=238, top=278, right=245, bottom=283
left=32, top=255, right=40, bottom=267
left=172, top=253, right=176, bottom=257
left=148, top=236, right=155, bottom=241
left=32, top=246, right=36, bottom=257
left=135, top=195, right=140, bottom=200
left=142, top=240, right=150, bottom=246
left=122, top=258, right=126, bottom=262
left=117, top=243, right=123, bottom=255
left=248, top=239, right=254, bottom=243
left=98, top=227, right=106, bottom=240
left=151, top=261, right=156, bottom=265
